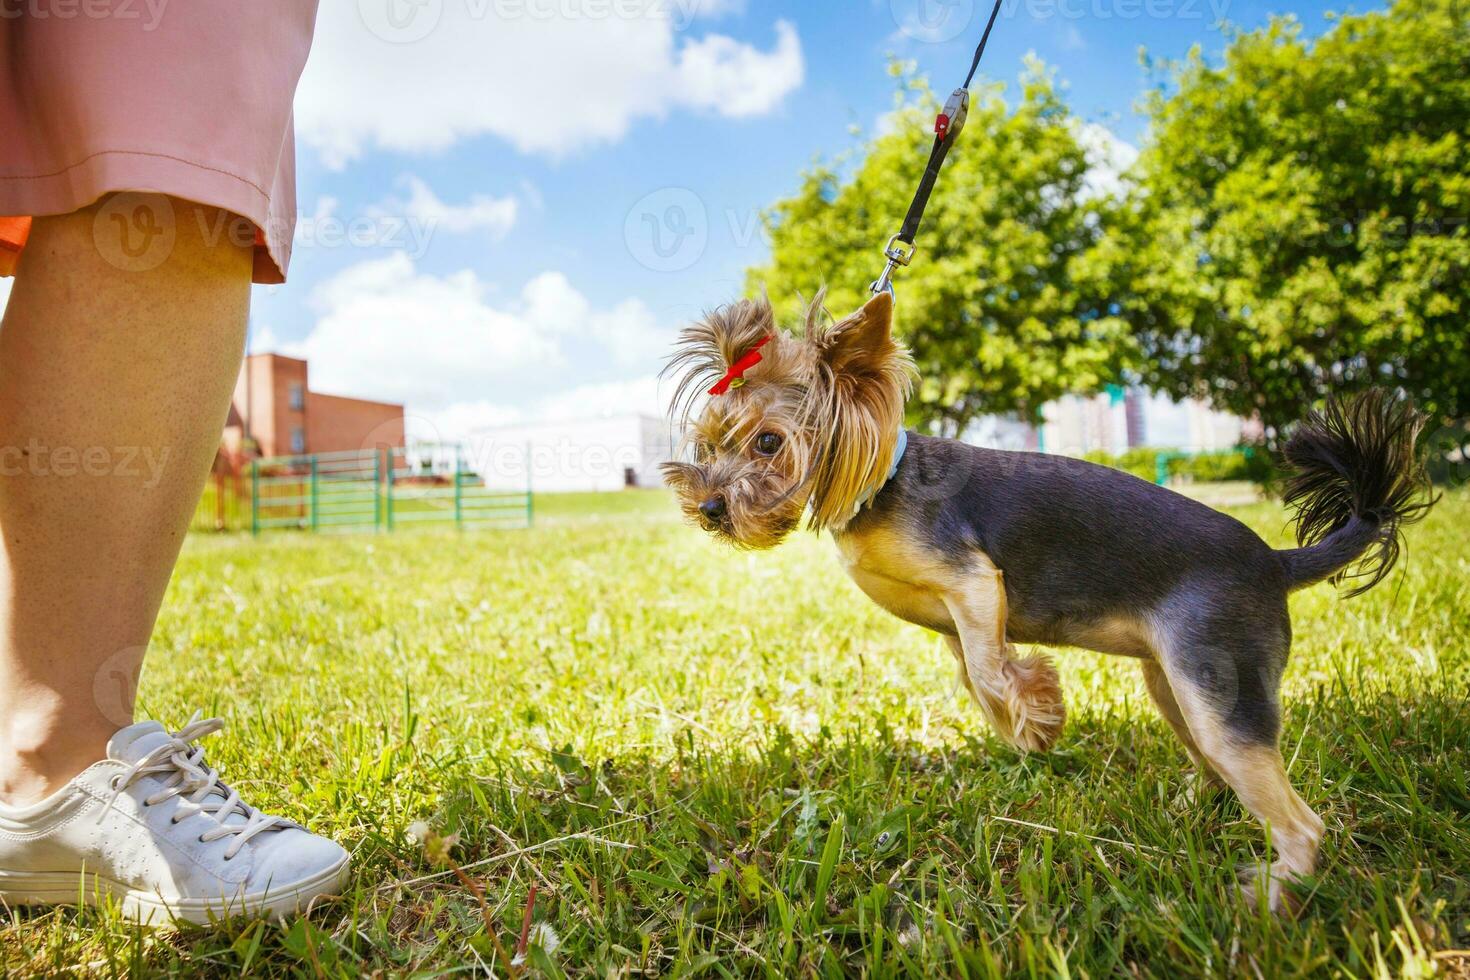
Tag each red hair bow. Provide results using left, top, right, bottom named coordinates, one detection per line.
left=708, top=335, right=771, bottom=396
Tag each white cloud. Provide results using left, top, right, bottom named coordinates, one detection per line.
left=298, top=253, right=561, bottom=408
left=587, top=298, right=668, bottom=367
left=421, top=374, right=667, bottom=443
left=380, top=176, right=518, bottom=238
left=536, top=374, right=665, bottom=421
left=292, top=256, right=675, bottom=433
left=519, top=271, right=668, bottom=366
left=295, top=6, right=803, bottom=167
left=414, top=399, right=523, bottom=442
left=671, top=22, right=802, bottom=118
left=1075, top=122, right=1138, bottom=201
left=521, top=270, right=591, bottom=334
left=248, top=321, right=286, bottom=355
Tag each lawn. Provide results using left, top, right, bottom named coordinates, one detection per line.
left=6, top=487, right=1469, bottom=977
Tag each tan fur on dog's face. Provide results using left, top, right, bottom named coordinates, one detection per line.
left=661, top=292, right=915, bottom=549
left=661, top=374, right=817, bottom=549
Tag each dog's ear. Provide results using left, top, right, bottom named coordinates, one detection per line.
left=817, top=292, right=896, bottom=378
left=806, top=292, right=915, bottom=531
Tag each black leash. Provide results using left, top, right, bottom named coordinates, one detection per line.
left=871, top=0, right=1006, bottom=298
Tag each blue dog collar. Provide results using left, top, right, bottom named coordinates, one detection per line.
left=855, top=427, right=908, bottom=515
left=885, top=427, right=909, bottom=488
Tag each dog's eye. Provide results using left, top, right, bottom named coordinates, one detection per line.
left=755, top=432, right=783, bottom=456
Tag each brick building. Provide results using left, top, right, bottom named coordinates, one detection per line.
left=223, top=353, right=404, bottom=458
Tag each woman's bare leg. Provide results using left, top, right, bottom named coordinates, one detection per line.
left=0, top=195, right=250, bottom=804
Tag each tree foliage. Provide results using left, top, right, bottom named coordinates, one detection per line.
left=746, top=62, right=1132, bottom=435
left=1096, top=0, right=1470, bottom=438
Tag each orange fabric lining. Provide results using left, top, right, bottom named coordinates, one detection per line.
left=0, top=216, right=31, bottom=277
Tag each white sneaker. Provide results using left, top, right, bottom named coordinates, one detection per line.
left=0, top=714, right=349, bottom=925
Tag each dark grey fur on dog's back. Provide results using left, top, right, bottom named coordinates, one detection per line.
left=864, top=438, right=1286, bottom=643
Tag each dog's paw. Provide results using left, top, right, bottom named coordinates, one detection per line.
left=1237, top=863, right=1304, bottom=918
left=1002, top=654, right=1066, bottom=752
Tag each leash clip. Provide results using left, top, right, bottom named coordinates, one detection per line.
left=870, top=235, right=916, bottom=298
left=882, top=235, right=917, bottom=268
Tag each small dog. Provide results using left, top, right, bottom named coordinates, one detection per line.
left=662, top=291, right=1434, bottom=912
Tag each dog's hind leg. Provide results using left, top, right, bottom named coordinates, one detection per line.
left=1157, top=616, right=1324, bottom=914
left=943, top=635, right=977, bottom=701
left=1141, top=659, right=1223, bottom=792
left=944, top=570, right=1065, bottom=752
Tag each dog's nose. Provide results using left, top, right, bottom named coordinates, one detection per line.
left=698, top=496, right=727, bottom=522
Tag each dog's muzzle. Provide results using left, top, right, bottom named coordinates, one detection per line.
left=698, top=495, right=730, bottom=531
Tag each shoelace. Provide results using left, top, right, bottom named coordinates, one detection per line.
left=101, top=713, right=292, bottom=860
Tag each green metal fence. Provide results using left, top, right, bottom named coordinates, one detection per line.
left=249, top=445, right=531, bottom=535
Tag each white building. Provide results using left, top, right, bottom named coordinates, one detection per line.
left=466, top=414, right=676, bottom=493
left=1131, top=391, right=1250, bottom=452
left=966, top=388, right=1248, bottom=455
left=963, top=414, right=1039, bottom=452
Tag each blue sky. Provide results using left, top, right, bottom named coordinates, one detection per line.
left=239, top=0, right=1357, bottom=439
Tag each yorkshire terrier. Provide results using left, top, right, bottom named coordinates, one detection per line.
left=662, top=291, right=1434, bottom=912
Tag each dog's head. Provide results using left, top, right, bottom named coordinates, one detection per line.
left=661, top=291, right=915, bottom=549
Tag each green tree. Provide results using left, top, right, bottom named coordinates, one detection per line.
left=746, top=61, right=1132, bottom=436
left=1093, top=0, right=1470, bottom=439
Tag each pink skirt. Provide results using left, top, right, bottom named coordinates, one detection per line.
left=0, top=3, right=319, bottom=284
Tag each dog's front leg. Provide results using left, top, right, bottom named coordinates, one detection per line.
left=943, top=570, right=1066, bottom=752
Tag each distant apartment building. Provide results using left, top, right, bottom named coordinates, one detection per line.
left=223, top=353, right=405, bottom=458
left=965, top=387, right=1255, bottom=455
left=469, top=414, right=676, bottom=493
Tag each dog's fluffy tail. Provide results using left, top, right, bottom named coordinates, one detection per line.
left=1277, top=389, right=1437, bottom=595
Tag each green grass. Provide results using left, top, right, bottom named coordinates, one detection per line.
left=6, top=487, right=1469, bottom=977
